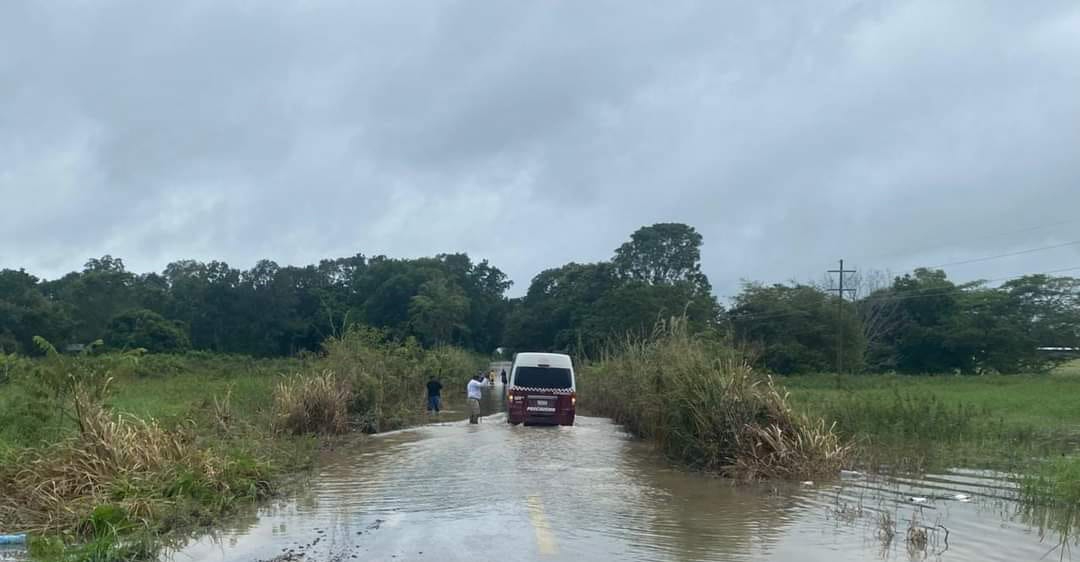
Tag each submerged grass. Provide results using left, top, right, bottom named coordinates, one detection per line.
left=578, top=318, right=850, bottom=480
left=1017, top=456, right=1080, bottom=556
left=0, top=329, right=486, bottom=560
left=1022, top=457, right=1080, bottom=507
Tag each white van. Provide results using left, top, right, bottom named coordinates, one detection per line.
left=506, top=352, right=576, bottom=426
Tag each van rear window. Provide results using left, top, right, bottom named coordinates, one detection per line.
left=513, top=367, right=572, bottom=389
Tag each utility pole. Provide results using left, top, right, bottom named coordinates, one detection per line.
left=828, top=259, right=856, bottom=372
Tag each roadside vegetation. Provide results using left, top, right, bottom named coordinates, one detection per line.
left=782, top=361, right=1080, bottom=471
left=578, top=318, right=850, bottom=480
left=0, top=330, right=483, bottom=561
left=3, top=221, right=1080, bottom=555
left=580, top=311, right=1080, bottom=482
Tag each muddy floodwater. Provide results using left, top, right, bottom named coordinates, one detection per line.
left=151, top=386, right=1070, bottom=562
left=4, top=385, right=1061, bottom=562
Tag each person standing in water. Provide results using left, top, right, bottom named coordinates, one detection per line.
left=426, top=375, right=443, bottom=415
left=466, top=373, right=485, bottom=424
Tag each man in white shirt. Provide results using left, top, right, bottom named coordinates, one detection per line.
left=466, top=373, right=485, bottom=424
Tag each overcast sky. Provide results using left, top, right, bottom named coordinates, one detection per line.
left=2, top=0, right=1079, bottom=299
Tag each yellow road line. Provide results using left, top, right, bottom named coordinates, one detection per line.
left=526, top=494, right=558, bottom=556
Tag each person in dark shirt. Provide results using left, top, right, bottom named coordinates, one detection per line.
left=500, top=369, right=507, bottom=384
left=426, top=376, right=443, bottom=415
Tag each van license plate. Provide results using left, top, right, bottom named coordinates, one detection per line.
left=536, top=400, right=548, bottom=406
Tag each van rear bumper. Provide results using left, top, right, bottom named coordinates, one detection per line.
left=509, top=409, right=575, bottom=426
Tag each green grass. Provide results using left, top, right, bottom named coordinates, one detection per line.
left=785, top=365, right=1080, bottom=428
left=1022, top=456, right=1080, bottom=507
left=780, top=361, right=1080, bottom=470
left=0, top=334, right=486, bottom=561
left=109, top=370, right=280, bottom=422
left=1018, top=455, right=1080, bottom=549
left=0, top=353, right=304, bottom=451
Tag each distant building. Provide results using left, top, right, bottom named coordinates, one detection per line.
left=1036, top=346, right=1079, bottom=359
left=63, top=343, right=86, bottom=354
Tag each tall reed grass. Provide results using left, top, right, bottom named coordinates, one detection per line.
left=0, top=329, right=484, bottom=558
left=270, top=327, right=484, bottom=435
left=273, top=371, right=351, bottom=435
left=0, top=402, right=271, bottom=539
left=0, top=348, right=278, bottom=560
left=578, top=318, right=850, bottom=480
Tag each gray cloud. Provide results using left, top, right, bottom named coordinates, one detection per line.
left=2, top=0, right=1079, bottom=298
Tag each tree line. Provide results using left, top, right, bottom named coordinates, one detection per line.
left=0, top=253, right=510, bottom=356
left=730, top=268, right=1080, bottom=374
left=2, top=223, right=1078, bottom=374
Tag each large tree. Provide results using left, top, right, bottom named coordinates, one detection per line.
left=44, top=256, right=137, bottom=344
left=613, top=223, right=711, bottom=293
left=504, top=262, right=620, bottom=354
left=105, top=308, right=190, bottom=353
left=408, top=276, right=471, bottom=346
left=505, top=223, right=722, bottom=356
left=729, top=282, right=863, bottom=374
left=888, top=269, right=974, bottom=373
left=1001, top=275, right=1080, bottom=349
left=0, top=269, right=72, bottom=354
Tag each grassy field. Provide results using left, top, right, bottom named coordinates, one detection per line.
left=0, top=354, right=304, bottom=451
left=0, top=333, right=485, bottom=561
left=4, top=331, right=1078, bottom=560
left=0, top=354, right=306, bottom=561
left=781, top=360, right=1080, bottom=471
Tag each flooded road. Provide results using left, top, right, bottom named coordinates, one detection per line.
left=163, top=386, right=1066, bottom=562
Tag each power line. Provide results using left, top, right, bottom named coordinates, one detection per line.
left=863, top=265, right=1080, bottom=304
left=827, top=259, right=856, bottom=372
left=850, top=217, right=1080, bottom=265
left=730, top=218, right=1080, bottom=324
left=829, top=240, right=1080, bottom=290
left=921, top=240, right=1080, bottom=270
left=764, top=238, right=1080, bottom=301
left=800, top=239, right=1080, bottom=304
left=729, top=265, right=1080, bottom=323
